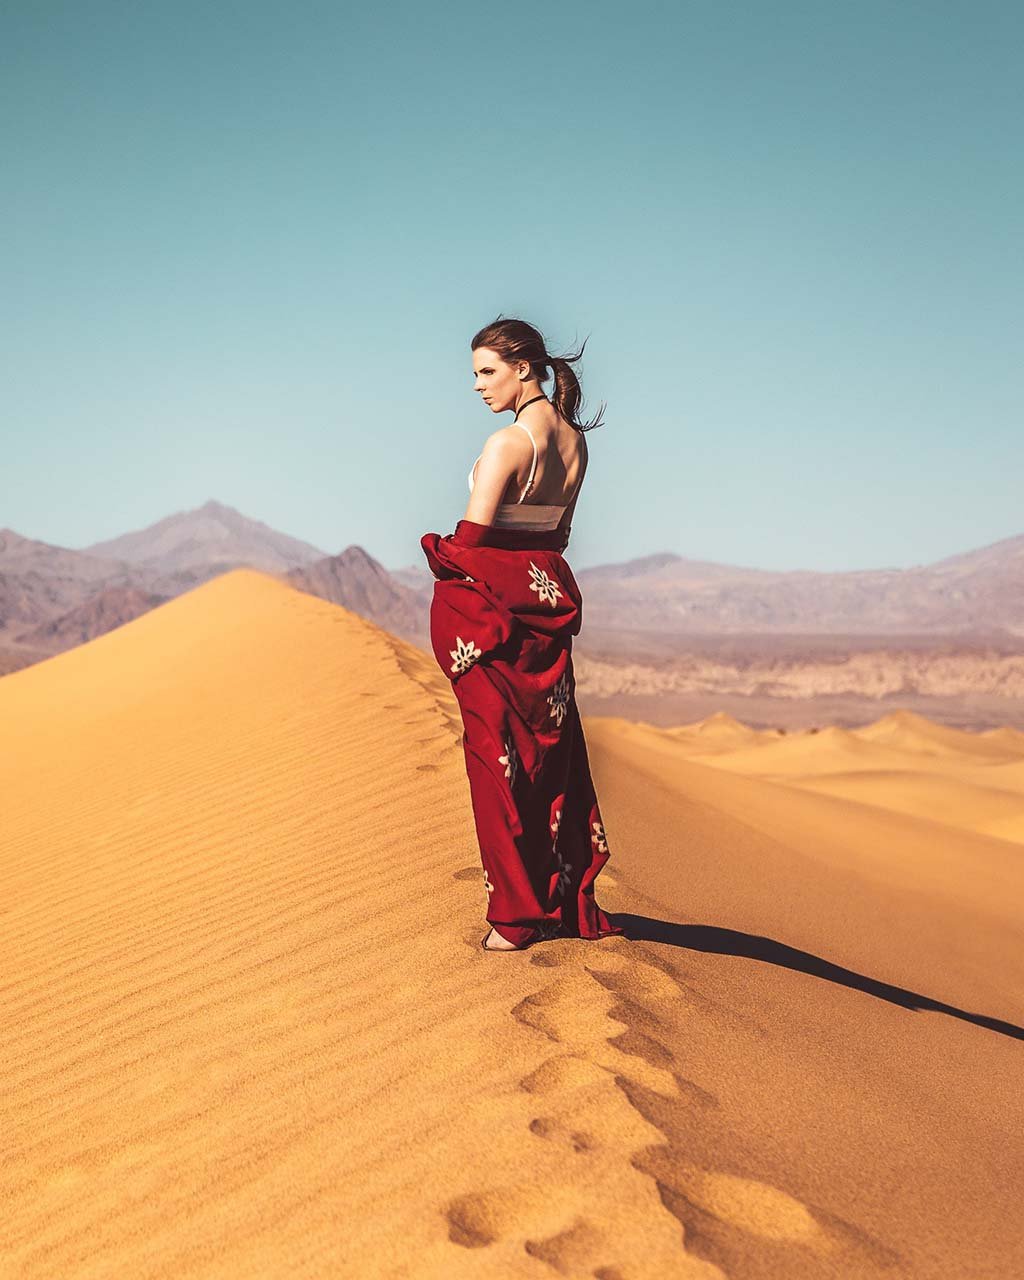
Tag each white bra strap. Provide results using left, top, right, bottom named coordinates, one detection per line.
left=515, top=421, right=539, bottom=504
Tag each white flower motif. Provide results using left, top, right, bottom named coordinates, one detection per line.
left=591, top=821, right=608, bottom=854
left=550, top=807, right=562, bottom=844
left=547, top=670, right=571, bottom=727
left=498, top=736, right=518, bottom=786
left=449, top=634, right=482, bottom=675
left=483, top=867, right=495, bottom=896
left=528, top=560, right=564, bottom=608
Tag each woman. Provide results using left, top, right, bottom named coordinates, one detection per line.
left=420, top=316, right=624, bottom=952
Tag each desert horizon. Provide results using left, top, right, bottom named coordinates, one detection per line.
left=6, top=502, right=1024, bottom=735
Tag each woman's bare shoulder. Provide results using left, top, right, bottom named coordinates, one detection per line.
left=477, top=424, right=532, bottom=458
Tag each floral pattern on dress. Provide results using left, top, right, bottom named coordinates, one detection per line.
left=591, top=820, right=609, bottom=854
left=547, top=670, right=570, bottom=727
left=450, top=635, right=482, bottom=675
left=483, top=867, right=495, bottom=897
left=497, top=736, right=518, bottom=786
left=528, top=561, right=564, bottom=608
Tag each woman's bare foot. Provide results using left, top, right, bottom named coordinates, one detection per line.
left=482, top=927, right=522, bottom=951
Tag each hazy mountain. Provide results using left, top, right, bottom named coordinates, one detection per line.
left=0, top=505, right=431, bottom=673
left=929, top=533, right=1024, bottom=575
left=82, top=498, right=328, bottom=578
left=18, top=585, right=171, bottom=648
left=0, top=527, right=129, bottom=581
left=576, top=532, right=1024, bottom=636
left=284, top=546, right=429, bottom=647
left=0, top=501, right=324, bottom=671
left=0, top=528, right=146, bottom=636
left=389, top=564, right=434, bottom=592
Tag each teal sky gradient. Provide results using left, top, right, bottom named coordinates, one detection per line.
left=3, top=0, right=1021, bottom=571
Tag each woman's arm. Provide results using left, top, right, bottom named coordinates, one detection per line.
left=464, top=428, right=528, bottom=526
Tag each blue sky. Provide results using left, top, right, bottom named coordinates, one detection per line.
left=3, top=1, right=1020, bottom=573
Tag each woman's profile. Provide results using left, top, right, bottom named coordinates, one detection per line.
left=420, top=316, right=624, bottom=952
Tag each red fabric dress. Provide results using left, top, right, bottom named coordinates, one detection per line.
left=420, top=517, right=624, bottom=947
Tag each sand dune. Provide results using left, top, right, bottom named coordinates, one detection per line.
left=658, top=711, right=793, bottom=761
left=2, top=569, right=1022, bottom=1278
left=851, top=708, right=1024, bottom=760
left=680, top=722, right=926, bottom=776
left=667, top=709, right=1024, bottom=844
left=663, top=710, right=773, bottom=751
left=981, top=724, right=1024, bottom=752
left=779, top=768, right=1024, bottom=840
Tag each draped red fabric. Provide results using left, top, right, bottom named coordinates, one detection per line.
left=420, top=518, right=624, bottom=947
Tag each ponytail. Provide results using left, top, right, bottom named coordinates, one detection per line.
left=544, top=339, right=605, bottom=432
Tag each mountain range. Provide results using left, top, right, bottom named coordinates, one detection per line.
left=3, top=501, right=1023, bottom=724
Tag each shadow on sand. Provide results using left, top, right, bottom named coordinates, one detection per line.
left=610, top=914, right=1024, bottom=1043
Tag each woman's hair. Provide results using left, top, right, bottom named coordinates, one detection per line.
left=470, top=315, right=605, bottom=432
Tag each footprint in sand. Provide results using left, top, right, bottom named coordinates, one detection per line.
left=529, top=1114, right=596, bottom=1152
left=445, top=1184, right=554, bottom=1248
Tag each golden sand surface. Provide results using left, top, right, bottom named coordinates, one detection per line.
left=2, top=569, right=1022, bottom=1279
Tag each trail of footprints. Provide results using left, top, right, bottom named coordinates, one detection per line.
left=387, top=632, right=896, bottom=1275
left=443, top=899, right=897, bottom=1279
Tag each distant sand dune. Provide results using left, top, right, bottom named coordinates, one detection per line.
left=851, top=708, right=1024, bottom=760
left=769, top=769, right=1024, bottom=842
left=663, top=709, right=771, bottom=750
left=683, top=723, right=918, bottom=773
left=666, top=709, right=1024, bottom=844
left=2, top=569, right=1022, bottom=1278
left=981, top=725, right=1024, bottom=751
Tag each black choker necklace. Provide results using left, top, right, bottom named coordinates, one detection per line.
left=513, top=393, right=547, bottom=421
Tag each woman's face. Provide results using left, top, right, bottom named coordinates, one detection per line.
left=472, top=346, right=526, bottom=414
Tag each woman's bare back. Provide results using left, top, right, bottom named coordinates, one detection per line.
left=467, top=402, right=590, bottom=528
left=502, top=403, right=589, bottom=514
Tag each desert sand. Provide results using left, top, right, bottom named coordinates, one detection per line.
left=1, top=569, right=1022, bottom=1278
